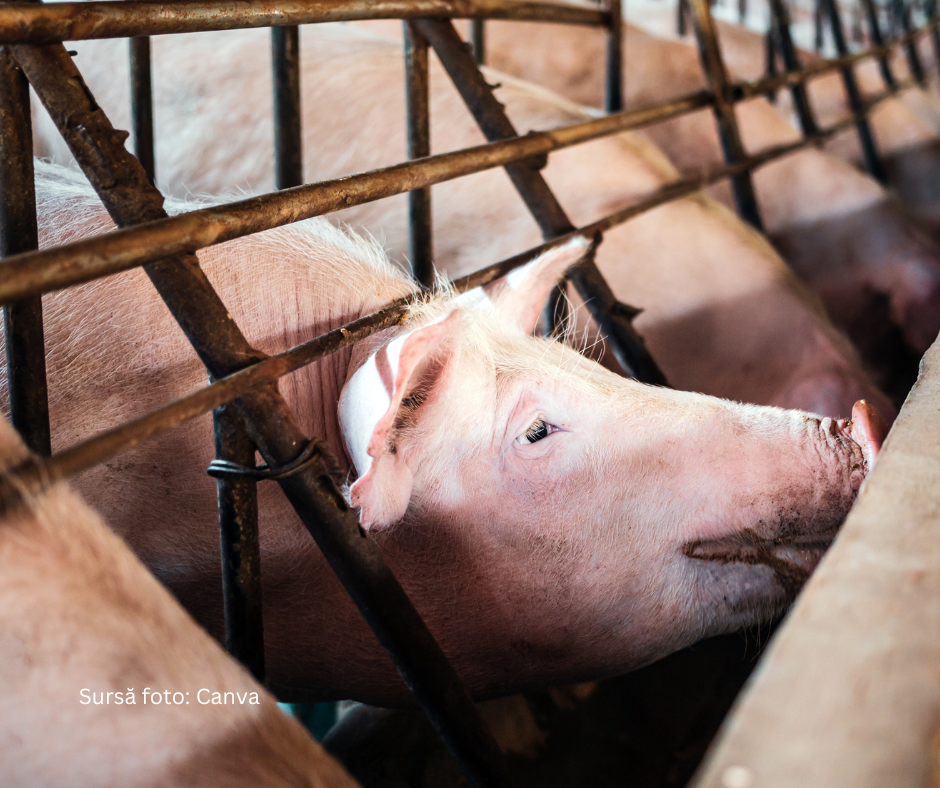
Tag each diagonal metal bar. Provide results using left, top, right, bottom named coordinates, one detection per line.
left=767, top=0, right=820, bottom=136
left=11, top=38, right=510, bottom=788
left=0, top=45, right=49, bottom=456
left=821, top=0, right=887, bottom=182
left=687, top=0, right=764, bottom=231
left=413, top=17, right=667, bottom=386
left=891, top=0, right=927, bottom=84
left=860, top=0, right=899, bottom=89
left=0, top=91, right=909, bottom=497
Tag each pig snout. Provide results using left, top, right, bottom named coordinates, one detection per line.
left=684, top=400, right=886, bottom=603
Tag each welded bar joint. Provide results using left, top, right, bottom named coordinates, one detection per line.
left=414, top=17, right=667, bottom=385
left=13, top=38, right=509, bottom=788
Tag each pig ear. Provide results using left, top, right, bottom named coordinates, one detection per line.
left=339, top=313, right=460, bottom=530
left=483, top=236, right=592, bottom=334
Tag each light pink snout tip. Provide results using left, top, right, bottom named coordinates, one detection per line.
left=851, top=399, right=888, bottom=465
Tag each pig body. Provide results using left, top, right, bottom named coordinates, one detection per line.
left=709, top=18, right=940, bottom=237
left=0, top=416, right=359, bottom=787
left=476, top=18, right=940, bottom=374
left=2, top=161, right=884, bottom=705
left=34, top=23, right=893, bottom=418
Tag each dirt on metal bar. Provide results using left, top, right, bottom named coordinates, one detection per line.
left=0, top=0, right=608, bottom=43
left=0, top=44, right=49, bottom=457
left=12, top=37, right=511, bottom=788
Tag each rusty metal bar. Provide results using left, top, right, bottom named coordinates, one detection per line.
left=213, top=404, right=265, bottom=683
left=0, top=88, right=717, bottom=304
left=0, top=99, right=889, bottom=503
left=12, top=39, right=510, bottom=788
left=821, top=0, right=887, bottom=182
left=2, top=21, right=938, bottom=306
left=605, top=0, right=623, bottom=113
left=0, top=0, right=608, bottom=44
left=688, top=0, right=764, bottom=231
left=470, top=18, right=484, bottom=62
left=0, top=46, right=49, bottom=457
left=404, top=20, right=433, bottom=286
left=129, top=36, right=154, bottom=183
left=861, top=0, right=899, bottom=89
left=891, top=0, right=927, bottom=84
left=414, top=17, right=666, bottom=385
left=272, top=25, right=303, bottom=190
left=768, top=0, right=820, bottom=135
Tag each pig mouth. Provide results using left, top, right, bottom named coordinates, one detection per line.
left=682, top=527, right=837, bottom=598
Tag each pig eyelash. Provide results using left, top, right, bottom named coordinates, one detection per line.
left=517, top=418, right=554, bottom=445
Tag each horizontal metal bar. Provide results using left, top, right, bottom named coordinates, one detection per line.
left=0, top=0, right=607, bottom=43
left=1, top=86, right=900, bottom=495
left=0, top=89, right=715, bottom=304
left=734, top=19, right=940, bottom=99
left=0, top=14, right=930, bottom=308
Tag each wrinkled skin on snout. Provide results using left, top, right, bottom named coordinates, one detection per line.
left=338, top=240, right=886, bottom=693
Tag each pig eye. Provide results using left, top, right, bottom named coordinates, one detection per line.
left=517, top=418, right=553, bottom=445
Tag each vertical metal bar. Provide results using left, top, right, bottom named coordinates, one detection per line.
left=470, top=18, right=485, bottom=64
left=687, top=0, right=765, bottom=231
left=17, top=40, right=511, bottom=788
left=271, top=25, right=303, bottom=190
left=605, top=0, right=623, bottom=113
left=738, top=0, right=747, bottom=23
left=928, top=0, right=940, bottom=77
left=0, top=47, right=49, bottom=457
left=128, top=36, right=154, bottom=184
left=861, top=0, right=899, bottom=89
left=768, top=0, right=821, bottom=135
left=764, top=27, right=779, bottom=102
left=678, top=0, right=689, bottom=36
left=414, top=18, right=668, bottom=387
left=892, top=0, right=927, bottom=85
left=213, top=404, right=265, bottom=683
left=815, top=0, right=825, bottom=50
left=404, top=21, right=433, bottom=287
left=821, top=0, right=887, bottom=182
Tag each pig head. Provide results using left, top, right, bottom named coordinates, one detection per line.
left=335, top=239, right=886, bottom=685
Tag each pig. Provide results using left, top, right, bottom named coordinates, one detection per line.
left=1, top=160, right=886, bottom=705
left=472, top=17, right=940, bottom=386
left=32, top=23, right=896, bottom=417
left=708, top=17, right=940, bottom=237
left=0, top=415, right=360, bottom=786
